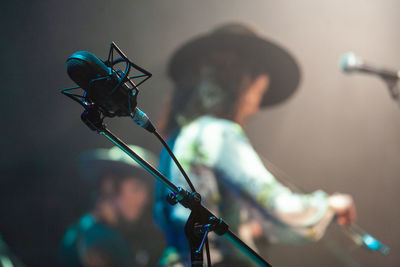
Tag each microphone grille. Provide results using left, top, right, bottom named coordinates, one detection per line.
left=67, top=51, right=111, bottom=90
left=339, top=52, right=362, bottom=73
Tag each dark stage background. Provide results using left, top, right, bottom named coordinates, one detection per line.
left=1, top=1, right=399, bottom=266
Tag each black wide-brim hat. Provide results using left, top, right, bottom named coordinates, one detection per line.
left=168, top=23, right=301, bottom=107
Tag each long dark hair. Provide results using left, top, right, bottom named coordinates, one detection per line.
left=163, top=49, right=266, bottom=135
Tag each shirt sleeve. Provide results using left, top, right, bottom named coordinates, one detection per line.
left=218, top=123, right=330, bottom=223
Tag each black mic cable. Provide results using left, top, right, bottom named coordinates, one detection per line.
left=129, top=107, right=196, bottom=193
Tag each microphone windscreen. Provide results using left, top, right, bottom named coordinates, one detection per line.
left=67, top=51, right=110, bottom=90
left=66, top=50, right=134, bottom=117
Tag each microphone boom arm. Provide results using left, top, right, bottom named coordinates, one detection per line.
left=80, top=104, right=272, bottom=267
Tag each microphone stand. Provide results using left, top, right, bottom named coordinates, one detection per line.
left=63, top=41, right=271, bottom=266
left=80, top=104, right=272, bottom=267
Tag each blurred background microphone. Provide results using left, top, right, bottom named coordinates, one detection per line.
left=340, top=52, right=400, bottom=80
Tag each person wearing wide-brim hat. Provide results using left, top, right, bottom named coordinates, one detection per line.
left=155, top=23, right=356, bottom=266
left=59, top=145, right=159, bottom=267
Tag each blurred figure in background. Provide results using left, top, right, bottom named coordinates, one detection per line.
left=59, top=145, right=161, bottom=267
left=154, top=23, right=356, bottom=266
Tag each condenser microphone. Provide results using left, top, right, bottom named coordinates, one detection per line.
left=66, top=51, right=155, bottom=132
left=340, top=52, right=400, bottom=80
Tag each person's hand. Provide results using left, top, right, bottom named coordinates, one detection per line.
left=328, top=193, right=356, bottom=225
